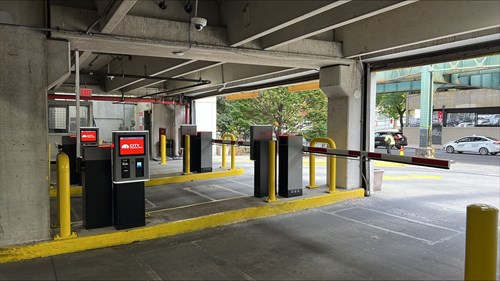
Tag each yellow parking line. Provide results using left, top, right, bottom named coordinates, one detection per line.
left=384, top=175, right=442, bottom=180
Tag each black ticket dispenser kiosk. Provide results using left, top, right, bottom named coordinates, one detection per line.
left=278, top=135, right=303, bottom=197
left=112, top=131, right=150, bottom=230
left=78, top=127, right=113, bottom=229
left=81, top=144, right=113, bottom=229
left=191, top=131, right=213, bottom=173
left=250, top=125, right=274, bottom=197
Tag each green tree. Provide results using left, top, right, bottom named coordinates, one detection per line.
left=376, top=92, right=407, bottom=131
left=217, top=87, right=327, bottom=141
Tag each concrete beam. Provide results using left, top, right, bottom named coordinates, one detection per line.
left=221, top=0, right=349, bottom=47
left=161, top=64, right=300, bottom=97
left=50, top=31, right=351, bottom=69
left=122, top=61, right=222, bottom=93
left=262, top=0, right=416, bottom=50
left=47, top=40, right=71, bottom=89
left=95, top=0, right=137, bottom=33
left=335, top=0, right=500, bottom=58
left=104, top=56, right=187, bottom=92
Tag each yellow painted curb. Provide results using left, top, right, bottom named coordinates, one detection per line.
left=0, top=188, right=364, bottom=263
left=146, top=168, right=245, bottom=187
left=49, top=169, right=245, bottom=197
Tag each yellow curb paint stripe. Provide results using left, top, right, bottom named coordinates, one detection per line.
left=146, top=168, right=244, bottom=186
left=49, top=169, right=245, bottom=197
left=383, top=175, right=442, bottom=180
left=0, top=189, right=364, bottom=263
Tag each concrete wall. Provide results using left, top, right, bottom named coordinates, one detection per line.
left=0, top=8, right=51, bottom=245
left=403, top=127, right=500, bottom=147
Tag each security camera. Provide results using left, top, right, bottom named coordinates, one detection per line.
left=158, top=1, right=167, bottom=9
left=191, top=17, right=207, bottom=31
left=106, top=75, right=115, bottom=81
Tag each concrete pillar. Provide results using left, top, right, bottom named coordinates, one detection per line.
left=0, top=7, right=51, bottom=245
left=320, top=65, right=362, bottom=189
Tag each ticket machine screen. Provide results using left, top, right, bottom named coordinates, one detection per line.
left=81, top=130, right=97, bottom=142
left=119, top=136, right=145, bottom=156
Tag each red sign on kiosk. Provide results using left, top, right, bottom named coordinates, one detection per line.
left=81, top=130, right=97, bottom=142
left=119, top=136, right=145, bottom=156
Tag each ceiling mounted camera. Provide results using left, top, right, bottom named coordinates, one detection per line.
left=191, top=17, right=207, bottom=31
left=158, top=0, right=167, bottom=10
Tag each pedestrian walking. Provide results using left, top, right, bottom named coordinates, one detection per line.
left=384, top=134, right=395, bottom=154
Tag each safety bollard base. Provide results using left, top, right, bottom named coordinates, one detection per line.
left=54, top=232, right=77, bottom=240
left=265, top=197, right=278, bottom=203
left=306, top=185, right=319, bottom=189
left=325, top=190, right=337, bottom=194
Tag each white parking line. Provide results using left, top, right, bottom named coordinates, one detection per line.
left=185, top=188, right=216, bottom=201
left=319, top=208, right=462, bottom=245
left=212, top=184, right=249, bottom=196
left=145, top=199, right=157, bottom=208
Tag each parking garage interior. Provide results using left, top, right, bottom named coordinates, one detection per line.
left=0, top=1, right=499, bottom=279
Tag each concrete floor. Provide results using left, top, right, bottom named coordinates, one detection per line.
left=1, top=155, right=499, bottom=280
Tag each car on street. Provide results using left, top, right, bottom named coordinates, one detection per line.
left=443, top=135, right=500, bottom=155
left=374, top=130, right=408, bottom=149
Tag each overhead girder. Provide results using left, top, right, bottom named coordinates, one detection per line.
left=133, top=64, right=294, bottom=97
left=55, top=1, right=136, bottom=88
left=220, top=0, right=349, bottom=47
left=103, top=55, right=187, bottom=92
left=335, top=0, right=500, bottom=59
left=262, top=0, right=416, bottom=50
left=122, top=61, right=223, bottom=93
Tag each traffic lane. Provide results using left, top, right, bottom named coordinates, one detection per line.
left=374, top=147, right=500, bottom=166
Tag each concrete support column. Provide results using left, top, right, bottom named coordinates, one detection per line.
left=320, top=65, right=362, bottom=189
left=0, top=23, right=50, bottom=244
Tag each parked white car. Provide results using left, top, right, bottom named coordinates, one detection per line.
left=443, top=136, right=500, bottom=155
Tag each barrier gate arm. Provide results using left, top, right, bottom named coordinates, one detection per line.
left=213, top=139, right=251, bottom=146
left=303, top=146, right=451, bottom=170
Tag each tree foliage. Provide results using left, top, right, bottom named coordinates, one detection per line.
left=376, top=92, right=407, bottom=130
left=217, top=87, right=327, bottom=141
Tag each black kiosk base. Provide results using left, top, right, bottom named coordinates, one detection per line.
left=113, top=182, right=145, bottom=230
left=82, top=146, right=113, bottom=229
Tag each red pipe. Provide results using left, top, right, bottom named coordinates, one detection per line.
left=48, top=94, right=180, bottom=105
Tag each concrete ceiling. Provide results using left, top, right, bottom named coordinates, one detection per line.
left=48, top=0, right=500, bottom=100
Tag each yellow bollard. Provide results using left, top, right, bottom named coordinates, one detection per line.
left=399, top=145, right=404, bottom=156
left=307, top=153, right=318, bottom=189
left=266, top=141, right=277, bottom=203
left=184, top=135, right=191, bottom=175
left=221, top=143, right=227, bottom=168
left=161, top=135, right=167, bottom=165
left=55, top=152, right=76, bottom=240
left=221, top=133, right=236, bottom=170
left=464, top=204, right=498, bottom=281
left=230, top=142, right=236, bottom=171
left=306, top=137, right=336, bottom=193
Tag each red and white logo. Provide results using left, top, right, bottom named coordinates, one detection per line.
left=119, top=137, right=145, bottom=155
left=81, top=131, right=97, bottom=142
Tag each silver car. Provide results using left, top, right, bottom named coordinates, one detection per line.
left=443, top=136, right=500, bottom=155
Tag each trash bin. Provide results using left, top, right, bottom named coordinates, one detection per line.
left=373, top=169, right=384, bottom=191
